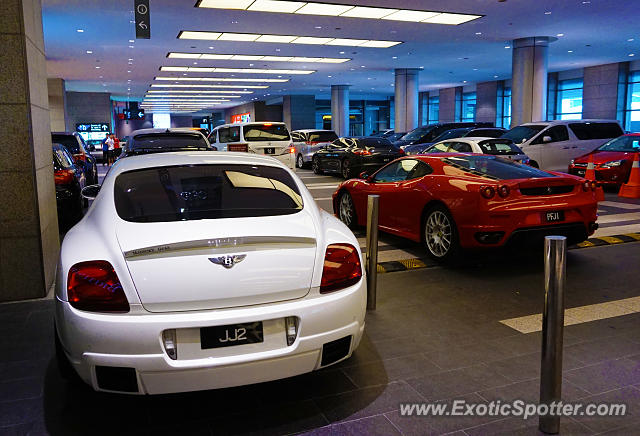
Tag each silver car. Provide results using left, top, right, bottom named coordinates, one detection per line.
left=420, top=137, right=532, bottom=164
left=291, top=129, right=338, bottom=168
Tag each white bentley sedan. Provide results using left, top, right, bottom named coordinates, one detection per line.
left=54, top=152, right=366, bottom=395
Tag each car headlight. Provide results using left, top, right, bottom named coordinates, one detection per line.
left=569, top=159, right=575, bottom=165
left=601, top=160, right=624, bottom=168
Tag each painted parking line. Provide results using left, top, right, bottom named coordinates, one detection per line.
left=306, top=184, right=340, bottom=190
left=599, top=201, right=640, bottom=210
left=595, top=212, right=640, bottom=224
left=314, top=197, right=333, bottom=201
left=500, top=296, right=640, bottom=334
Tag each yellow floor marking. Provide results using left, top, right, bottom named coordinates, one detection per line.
left=625, top=233, right=640, bottom=241
left=500, top=296, right=640, bottom=333
left=576, top=240, right=596, bottom=248
left=597, top=236, right=624, bottom=244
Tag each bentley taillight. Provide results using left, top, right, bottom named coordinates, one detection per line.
left=320, top=244, right=362, bottom=294
left=67, top=261, right=129, bottom=312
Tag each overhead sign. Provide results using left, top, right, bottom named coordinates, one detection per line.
left=76, top=123, right=109, bottom=132
left=231, top=113, right=251, bottom=123
left=123, top=109, right=145, bottom=120
left=134, top=0, right=150, bottom=39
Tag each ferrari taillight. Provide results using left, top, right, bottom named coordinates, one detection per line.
left=320, top=244, right=362, bottom=294
left=480, top=185, right=496, bottom=199
left=67, top=261, right=129, bottom=313
left=497, top=185, right=510, bottom=198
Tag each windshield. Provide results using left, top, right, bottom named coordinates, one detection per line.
left=478, top=140, right=523, bottom=155
left=114, top=164, right=303, bottom=223
left=243, top=124, right=290, bottom=141
left=400, top=126, right=434, bottom=141
left=130, top=133, right=210, bottom=153
left=598, top=136, right=640, bottom=152
left=52, top=134, right=81, bottom=154
left=442, top=155, right=554, bottom=180
left=501, top=125, right=546, bottom=144
left=307, top=131, right=338, bottom=142
left=424, top=143, right=450, bottom=153
left=432, top=129, right=470, bottom=142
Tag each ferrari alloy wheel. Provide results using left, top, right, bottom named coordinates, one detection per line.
left=338, top=191, right=358, bottom=229
left=296, top=154, right=304, bottom=169
left=341, top=159, right=351, bottom=179
left=424, top=206, right=459, bottom=261
left=312, top=156, right=323, bottom=174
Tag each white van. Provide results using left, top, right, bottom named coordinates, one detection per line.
left=209, top=122, right=292, bottom=156
left=501, top=119, right=624, bottom=172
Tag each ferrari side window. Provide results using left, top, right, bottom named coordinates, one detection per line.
left=374, top=160, right=420, bottom=183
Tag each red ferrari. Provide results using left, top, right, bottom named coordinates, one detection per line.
left=568, top=133, right=640, bottom=188
left=332, top=154, right=599, bottom=260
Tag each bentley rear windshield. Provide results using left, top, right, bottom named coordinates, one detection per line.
left=114, top=164, right=303, bottom=222
left=442, top=155, right=554, bottom=180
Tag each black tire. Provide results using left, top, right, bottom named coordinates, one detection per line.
left=312, top=156, right=323, bottom=174
left=341, top=159, right=352, bottom=179
left=337, top=191, right=358, bottom=229
left=529, top=160, right=539, bottom=169
left=422, top=205, right=460, bottom=262
left=296, top=154, right=304, bottom=169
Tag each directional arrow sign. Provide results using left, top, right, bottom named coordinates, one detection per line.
left=134, top=0, right=150, bottom=39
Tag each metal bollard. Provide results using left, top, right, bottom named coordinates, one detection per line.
left=539, top=235, right=567, bottom=434
left=365, top=195, right=380, bottom=310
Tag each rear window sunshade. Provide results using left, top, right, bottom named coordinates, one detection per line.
left=114, top=164, right=303, bottom=223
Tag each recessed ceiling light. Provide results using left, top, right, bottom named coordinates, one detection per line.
left=504, top=45, right=511, bottom=49
left=494, top=75, right=498, bottom=78
left=95, top=66, right=100, bottom=69
left=463, top=80, right=467, bottom=83
left=628, top=38, right=635, bottom=42
left=475, top=32, right=482, bottom=35
left=129, top=39, right=134, bottom=43
left=630, top=53, right=636, bottom=57
left=76, top=29, right=84, bottom=32
left=129, top=45, right=134, bottom=48
left=392, top=56, right=397, bottom=59
left=557, top=33, right=564, bottom=37
left=567, top=50, right=573, bottom=53
left=544, top=11, right=551, bottom=14
left=86, top=50, right=93, bottom=54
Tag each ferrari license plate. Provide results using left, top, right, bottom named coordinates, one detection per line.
left=545, top=211, right=565, bottom=222
left=264, top=147, right=275, bottom=155
left=200, top=322, right=264, bottom=349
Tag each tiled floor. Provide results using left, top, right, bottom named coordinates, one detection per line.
left=1, top=243, right=640, bottom=435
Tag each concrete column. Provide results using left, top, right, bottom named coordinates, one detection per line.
left=438, top=87, right=460, bottom=123
left=1, top=0, right=59, bottom=301
left=582, top=62, right=622, bottom=119
left=394, top=68, right=419, bottom=133
left=476, top=81, right=498, bottom=124
left=511, top=37, right=552, bottom=126
left=331, top=85, right=350, bottom=137
left=47, top=78, right=67, bottom=131
left=283, top=95, right=315, bottom=131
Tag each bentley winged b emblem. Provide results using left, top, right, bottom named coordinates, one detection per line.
left=208, top=254, right=247, bottom=269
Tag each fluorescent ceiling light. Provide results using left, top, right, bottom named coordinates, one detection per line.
left=179, top=31, right=401, bottom=47
left=179, top=31, right=221, bottom=40
left=155, top=76, right=288, bottom=82
left=340, top=6, right=398, bottom=19
left=194, top=1, right=482, bottom=26
left=151, top=84, right=270, bottom=88
left=197, top=0, right=254, bottom=9
left=382, top=10, right=439, bottom=22
left=358, top=40, right=402, bottom=48
left=325, top=38, right=368, bottom=46
left=248, top=0, right=305, bottom=13
left=167, top=52, right=349, bottom=63
left=146, top=95, right=241, bottom=98
left=294, top=3, right=354, bottom=16
left=148, top=90, right=252, bottom=94
left=256, top=35, right=298, bottom=43
left=291, top=36, right=333, bottom=45
left=422, top=13, right=481, bottom=25
left=218, top=33, right=260, bottom=41
left=160, top=66, right=315, bottom=74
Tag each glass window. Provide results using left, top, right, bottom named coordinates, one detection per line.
left=477, top=140, right=524, bottom=156
left=218, top=127, right=240, bottom=143
left=625, top=71, right=640, bottom=132
left=569, top=122, right=623, bottom=140
left=555, top=79, right=583, bottom=120
left=501, top=125, right=546, bottom=145
left=114, top=164, right=303, bottom=223
left=598, top=135, right=640, bottom=152
left=496, top=86, right=511, bottom=128
left=243, top=124, right=290, bottom=141
left=442, top=156, right=555, bottom=180
left=374, top=159, right=423, bottom=183
left=451, top=142, right=473, bottom=153
left=52, top=134, right=81, bottom=154
left=308, top=131, right=338, bottom=143
left=53, top=145, right=74, bottom=170
left=532, top=125, right=569, bottom=144
left=461, top=92, right=476, bottom=122
left=130, top=133, right=210, bottom=153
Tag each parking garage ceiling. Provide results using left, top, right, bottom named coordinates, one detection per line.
left=43, top=0, right=639, bottom=112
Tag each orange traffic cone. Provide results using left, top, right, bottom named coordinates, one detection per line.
left=584, top=154, right=605, bottom=201
left=619, top=153, right=640, bottom=199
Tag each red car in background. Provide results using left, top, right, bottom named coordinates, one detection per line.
left=568, top=133, right=640, bottom=188
left=333, top=154, right=599, bottom=260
